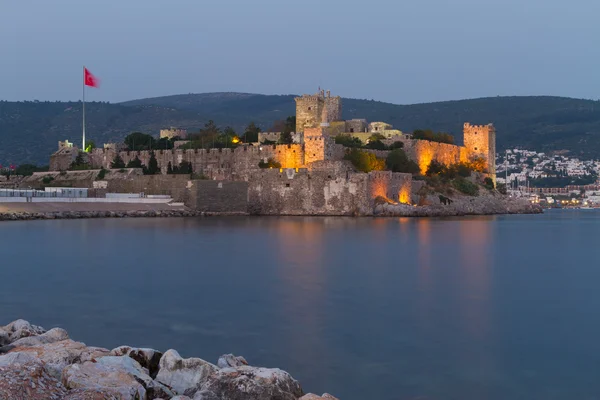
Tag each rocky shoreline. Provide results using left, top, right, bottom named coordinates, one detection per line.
left=375, top=192, right=544, bottom=217
left=0, top=209, right=201, bottom=221
left=0, top=193, right=543, bottom=221
left=0, top=319, right=337, bottom=400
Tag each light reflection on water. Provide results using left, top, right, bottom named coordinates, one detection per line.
left=1, top=211, right=600, bottom=400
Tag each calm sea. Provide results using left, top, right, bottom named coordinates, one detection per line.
left=1, top=211, right=599, bottom=400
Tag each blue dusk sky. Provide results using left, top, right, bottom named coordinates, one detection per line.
left=1, top=0, right=599, bottom=104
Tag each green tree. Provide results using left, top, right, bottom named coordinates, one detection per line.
left=176, top=160, right=193, bottom=174
left=244, top=122, right=261, bottom=142
left=15, top=164, right=48, bottom=176
left=385, top=149, right=420, bottom=174
left=85, top=140, right=96, bottom=153
left=279, top=116, right=296, bottom=144
left=388, top=141, right=404, bottom=150
left=70, top=152, right=91, bottom=170
left=334, top=135, right=363, bottom=148
left=143, top=152, right=159, bottom=175
left=125, top=132, right=155, bottom=151
left=111, top=153, right=126, bottom=169
left=426, top=160, right=445, bottom=176
left=413, top=129, right=454, bottom=145
left=365, top=140, right=387, bottom=150
left=156, top=137, right=174, bottom=150
left=126, top=156, right=143, bottom=168
left=344, top=149, right=386, bottom=173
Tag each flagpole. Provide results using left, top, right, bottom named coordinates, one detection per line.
left=82, top=65, right=86, bottom=151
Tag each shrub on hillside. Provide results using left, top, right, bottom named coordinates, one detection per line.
left=467, top=156, right=487, bottom=173
left=426, top=160, right=446, bottom=177
left=484, top=177, right=495, bottom=190
left=388, top=141, right=404, bottom=150
left=365, top=140, right=387, bottom=150
left=385, top=149, right=420, bottom=174
left=96, top=168, right=107, bottom=180
left=453, top=177, right=479, bottom=196
left=334, top=135, right=363, bottom=148
left=497, top=183, right=507, bottom=195
left=344, top=149, right=385, bottom=173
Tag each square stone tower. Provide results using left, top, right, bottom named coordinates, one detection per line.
left=295, top=90, right=341, bottom=133
left=463, top=122, right=497, bottom=182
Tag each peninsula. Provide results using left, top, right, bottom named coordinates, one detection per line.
left=0, top=90, right=541, bottom=218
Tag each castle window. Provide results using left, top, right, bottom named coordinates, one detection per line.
left=350, top=128, right=354, bottom=133
left=286, top=183, right=290, bottom=188
left=308, top=107, right=312, bottom=111
left=474, top=147, right=478, bottom=151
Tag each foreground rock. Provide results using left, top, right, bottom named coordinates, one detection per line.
left=155, top=350, right=217, bottom=395
left=6, top=339, right=110, bottom=379
left=191, top=366, right=304, bottom=399
left=0, top=353, right=68, bottom=399
left=299, top=394, right=339, bottom=400
left=0, top=319, right=329, bottom=399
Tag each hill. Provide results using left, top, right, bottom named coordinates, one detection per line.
left=2, top=93, right=600, bottom=165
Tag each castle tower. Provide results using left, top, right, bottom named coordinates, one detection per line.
left=320, top=104, right=330, bottom=128
left=463, top=122, right=497, bottom=183
left=294, top=89, right=342, bottom=133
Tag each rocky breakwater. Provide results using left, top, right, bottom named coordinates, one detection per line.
left=375, top=191, right=543, bottom=217
left=0, top=319, right=338, bottom=400
left=0, top=210, right=200, bottom=222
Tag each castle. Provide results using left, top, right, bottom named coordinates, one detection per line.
left=47, top=91, right=497, bottom=214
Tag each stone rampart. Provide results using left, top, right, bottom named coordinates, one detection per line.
left=401, top=139, right=468, bottom=174
left=85, top=144, right=305, bottom=179
left=20, top=170, right=191, bottom=202
left=245, top=168, right=412, bottom=216
left=186, top=180, right=249, bottom=213
left=103, top=173, right=191, bottom=202
left=367, top=171, right=412, bottom=204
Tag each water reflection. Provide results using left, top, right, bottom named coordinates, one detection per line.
left=273, top=218, right=328, bottom=384
left=2, top=213, right=600, bottom=400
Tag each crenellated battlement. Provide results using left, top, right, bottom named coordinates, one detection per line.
left=464, top=122, right=494, bottom=130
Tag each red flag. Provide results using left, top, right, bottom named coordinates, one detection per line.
left=84, top=67, right=99, bottom=88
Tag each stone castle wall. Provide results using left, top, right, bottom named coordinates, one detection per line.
left=401, top=139, right=468, bottom=174
left=246, top=168, right=411, bottom=216
left=81, top=144, right=305, bottom=179
left=187, top=180, right=249, bottom=213
left=20, top=170, right=192, bottom=202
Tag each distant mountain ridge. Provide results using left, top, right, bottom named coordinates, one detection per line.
left=1, top=93, right=600, bottom=165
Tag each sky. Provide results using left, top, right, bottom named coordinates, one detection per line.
left=1, top=0, right=599, bottom=105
